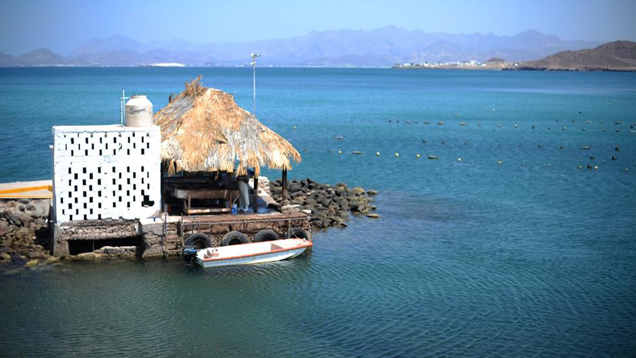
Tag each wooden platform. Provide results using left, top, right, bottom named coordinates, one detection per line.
left=180, top=211, right=308, bottom=225
left=171, top=187, right=239, bottom=215
left=0, top=180, right=52, bottom=199
left=177, top=211, right=311, bottom=250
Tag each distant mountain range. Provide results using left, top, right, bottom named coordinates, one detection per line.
left=517, top=41, right=636, bottom=71
left=0, top=27, right=603, bottom=67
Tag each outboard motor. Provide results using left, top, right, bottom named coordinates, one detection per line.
left=182, top=245, right=198, bottom=265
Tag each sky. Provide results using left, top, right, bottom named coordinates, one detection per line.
left=1, top=0, right=635, bottom=55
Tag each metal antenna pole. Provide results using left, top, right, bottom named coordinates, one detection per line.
left=120, top=89, right=129, bottom=126
left=120, top=89, right=124, bottom=125
left=251, top=53, right=260, bottom=116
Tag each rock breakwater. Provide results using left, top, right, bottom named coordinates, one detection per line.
left=0, top=199, right=52, bottom=269
left=269, top=178, right=378, bottom=229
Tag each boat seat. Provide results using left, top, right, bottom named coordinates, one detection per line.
left=203, top=249, right=219, bottom=259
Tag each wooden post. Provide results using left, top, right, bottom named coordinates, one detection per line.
left=253, top=175, right=259, bottom=213
left=281, top=169, right=288, bottom=210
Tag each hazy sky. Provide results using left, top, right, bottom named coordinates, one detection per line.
left=1, top=0, right=635, bottom=55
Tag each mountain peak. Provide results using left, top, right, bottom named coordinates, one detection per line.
left=517, top=29, right=543, bottom=36
left=17, top=48, right=70, bottom=65
left=1, top=28, right=606, bottom=67
left=520, top=40, right=636, bottom=71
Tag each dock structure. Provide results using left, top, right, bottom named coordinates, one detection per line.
left=140, top=211, right=311, bottom=258
left=45, top=77, right=309, bottom=259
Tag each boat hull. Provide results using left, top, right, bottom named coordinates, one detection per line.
left=194, top=239, right=311, bottom=268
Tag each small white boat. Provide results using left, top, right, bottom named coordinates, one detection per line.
left=187, top=239, right=312, bottom=268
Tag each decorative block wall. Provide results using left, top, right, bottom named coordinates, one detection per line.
left=52, top=125, right=161, bottom=223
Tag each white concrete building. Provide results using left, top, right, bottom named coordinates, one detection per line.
left=51, top=125, right=161, bottom=223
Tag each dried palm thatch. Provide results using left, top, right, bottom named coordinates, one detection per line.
left=155, top=77, right=301, bottom=176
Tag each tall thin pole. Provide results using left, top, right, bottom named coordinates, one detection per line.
left=120, top=89, right=129, bottom=126
left=253, top=61, right=256, bottom=115
left=120, top=89, right=125, bottom=125
left=251, top=53, right=260, bottom=116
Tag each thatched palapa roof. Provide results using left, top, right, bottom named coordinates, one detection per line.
left=154, top=77, right=301, bottom=175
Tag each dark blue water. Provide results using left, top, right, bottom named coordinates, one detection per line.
left=1, top=68, right=636, bottom=357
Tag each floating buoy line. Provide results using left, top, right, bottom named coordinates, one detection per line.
left=323, top=117, right=633, bottom=172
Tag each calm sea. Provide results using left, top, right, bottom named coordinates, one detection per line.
left=1, top=68, right=635, bottom=357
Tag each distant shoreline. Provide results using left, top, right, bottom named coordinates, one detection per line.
left=1, top=65, right=635, bottom=72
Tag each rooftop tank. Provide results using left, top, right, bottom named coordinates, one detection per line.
left=125, top=95, right=153, bottom=127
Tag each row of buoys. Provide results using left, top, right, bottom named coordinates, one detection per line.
left=332, top=144, right=623, bottom=154
left=331, top=149, right=627, bottom=167
left=385, top=119, right=635, bottom=130
left=328, top=149, right=629, bottom=171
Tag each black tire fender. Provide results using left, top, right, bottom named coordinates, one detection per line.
left=185, top=233, right=213, bottom=249
left=253, top=229, right=279, bottom=242
left=221, top=231, right=250, bottom=246
left=286, top=228, right=309, bottom=240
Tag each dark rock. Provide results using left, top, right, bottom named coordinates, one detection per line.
left=1, top=236, right=15, bottom=247
left=18, top=198, right=30, bottom=205
left=0, top=221, right=11, bottom=236
left=15, top=227, right=30, bottom=241
left=26, top=204, right=36, bottom=212
left=6, top=213, right=22, bottom=226
left=14, top=213, right=33, bottom=227
left=290, top=191, right=305, bottom=198
left=313, top=209, right=328, bottom=217
left=311, top=218, right=324, bottom=229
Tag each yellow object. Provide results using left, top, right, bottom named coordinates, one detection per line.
left=0, top=183, right=53, bottom=199
left=0, top=185, right=52, bottom=195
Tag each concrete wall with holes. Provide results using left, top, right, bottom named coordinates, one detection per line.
left=52, top=125, right=161, bottom=223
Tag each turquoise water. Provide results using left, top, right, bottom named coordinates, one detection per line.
left=1, top=68, right=636, bottom=357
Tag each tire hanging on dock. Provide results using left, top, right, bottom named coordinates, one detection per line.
left=253, top=229, right=279, bottom=242
left=286, top=228, right=309, bottom=240
left=185, top=233, right=213, bottom=249
left=221, top=231, right=250, bottom=246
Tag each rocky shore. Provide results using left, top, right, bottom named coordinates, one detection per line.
left=269, top=178, right=379, bottom=229
left=1, top=179, right=378, bottom=270
left=0, top=199, right=140, bottom=271
left=0, top=199, right=57, bottom=269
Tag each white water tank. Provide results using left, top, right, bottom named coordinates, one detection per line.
left=125, top=95, right=153, bottom=127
